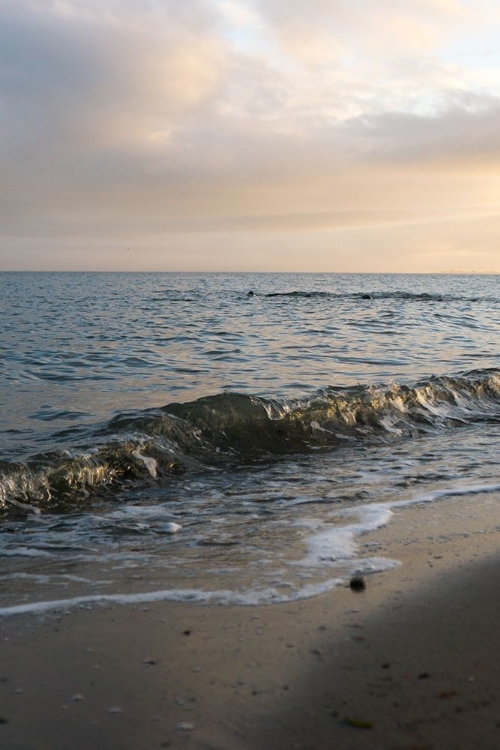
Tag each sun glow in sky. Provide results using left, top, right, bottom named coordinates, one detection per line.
left=1, top=0, right=500, bottom=272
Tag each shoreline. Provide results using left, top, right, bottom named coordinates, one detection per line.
left=2, top=491, right=500, bottom=749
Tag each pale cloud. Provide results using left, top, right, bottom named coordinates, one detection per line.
left=253, top=0, right=435, bottom=63
left=1, top=0, right=500, bottom=271
left=1, top=0, right=227, bottom=155
left=253, top=0, right=500, bottom=62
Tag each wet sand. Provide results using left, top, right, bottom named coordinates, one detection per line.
left=1, top=491, right=500, bottom=750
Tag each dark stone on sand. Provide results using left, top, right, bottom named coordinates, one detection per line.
left=349, top=576, right=366, bottom=591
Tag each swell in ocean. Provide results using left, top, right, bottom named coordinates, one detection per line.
left=262, top=290, right=497, bottom=302
left=2, top=368, right=500, bottom=515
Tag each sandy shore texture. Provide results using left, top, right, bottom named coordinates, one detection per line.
left=2, top=490, right=500, bottom=750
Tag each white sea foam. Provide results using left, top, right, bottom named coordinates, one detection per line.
left=351, top=557, right=399, bottom=574
left=3, top=478, right=500, bottom=617
left=131, top=451, right=158, bottom=478
left=163, top=522, right=182, bottom=533
left=295, top=482, right=500, bottom=578
left=105, top=506, right=166, bottom=519
left=297, top=505, right=394, bottom=567
left=102, top=505, right=182, bottom=529
left=0, top=577, right=347, bottom=617
left=0, top=573, right=111, bottom=585
left=0, top=547, right=54, bottom=558
left=392, top=481, right=500, bottom=509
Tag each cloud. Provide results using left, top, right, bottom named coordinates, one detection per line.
left=0, top=1, right=227, bottom=161
left=1, top=0, right=500, bottom=270
left=252, top=0, right=500, bottom=63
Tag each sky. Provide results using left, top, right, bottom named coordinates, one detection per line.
left=1, top=0, right=500, bottom=272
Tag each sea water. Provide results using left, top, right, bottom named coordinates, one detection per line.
left=1, top=272, right=500, bottom=614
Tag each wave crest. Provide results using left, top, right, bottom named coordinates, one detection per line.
left=2, top=369, right=500, bottom=513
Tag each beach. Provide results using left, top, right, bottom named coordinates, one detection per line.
left=2, top=272, right=500, bottom=749
left=2, top=490, right=500, bottom=750
left=3, top=0, right=500, bottom=740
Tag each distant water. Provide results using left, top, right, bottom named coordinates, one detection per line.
left=1, top=272, right=500, bottom=614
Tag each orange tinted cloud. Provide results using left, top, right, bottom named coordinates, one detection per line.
left=1, top=0, right=500, bottom=271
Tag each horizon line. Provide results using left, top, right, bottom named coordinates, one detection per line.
left=0, top=269, right=499, bottom=275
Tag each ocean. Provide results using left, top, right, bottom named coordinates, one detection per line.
left=1, top=271, right=500, bottom=615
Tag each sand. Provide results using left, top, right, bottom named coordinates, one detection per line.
left=1, top=490, right=500, bottom=750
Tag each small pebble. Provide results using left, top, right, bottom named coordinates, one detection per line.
left=108, top=707, right=123, bottom=714
left=349, top=576, right=366, bottom=592
left=70, top=694, right=84, bottom=702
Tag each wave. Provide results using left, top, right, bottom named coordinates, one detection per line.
left=2, top=369, right=500, bottom=514
left=263, top=290, right=495, bottom=302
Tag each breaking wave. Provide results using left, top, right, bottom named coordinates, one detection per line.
left=2, top=369, right=500, bottom=514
